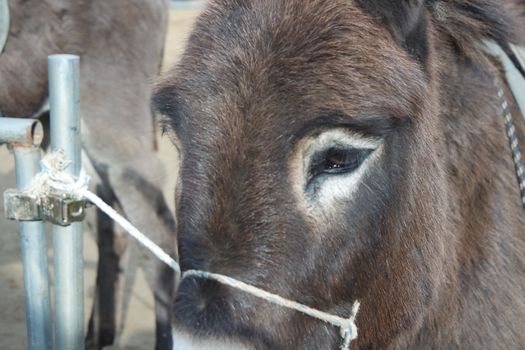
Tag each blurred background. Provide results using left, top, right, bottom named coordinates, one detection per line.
left=0, top=3, right=202, bottom=349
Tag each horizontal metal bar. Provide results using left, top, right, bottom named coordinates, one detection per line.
left=0, top=117, right=44, bottom=147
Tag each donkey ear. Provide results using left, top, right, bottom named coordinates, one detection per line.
left=357, top=0, right=428, bottom=63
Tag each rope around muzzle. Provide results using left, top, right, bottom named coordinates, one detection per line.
left=25, top=151, right=360, bottom=349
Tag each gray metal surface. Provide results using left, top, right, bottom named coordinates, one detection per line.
left=511, top=43, right=525, bottom=69
left=48, top=54, right=84, bottom=350
left=4, top=190, right=42, bottom=221
left=508, top=44, right=525, bottom=119
left=484, top=41, right=525, bottom=122
left=4, top=190, right=87, bottom=224
left=0, top=0, right=8, bottom=54
left=0, top=118, right=43, bottom=146
left=13, top=146, right=53, bottom=350
left=171, top=0, right=205, bottom=9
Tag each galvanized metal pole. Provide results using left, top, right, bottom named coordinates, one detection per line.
left=13, top=147, right=53, bottom=350
left=48, top=54, right=84, bottom=350
left=0, top=118, right=44, bottom=146
left=0, top=0, right=9, bottom=54
left=1, top=117, right=53, bottom=350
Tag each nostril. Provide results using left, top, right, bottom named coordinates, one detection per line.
left=173, top=276, right=233, bottom=333
left=175, top=277, right=215, bottom=308
left=174, top=277, right=205, bottom=314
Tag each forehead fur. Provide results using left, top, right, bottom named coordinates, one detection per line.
left=155, top=0, right=428, bottom=132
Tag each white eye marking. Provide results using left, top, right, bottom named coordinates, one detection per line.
left=290, top=128, right=383, bottom=215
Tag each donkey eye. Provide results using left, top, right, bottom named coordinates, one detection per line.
left=309, top=147, right=373, bottom=179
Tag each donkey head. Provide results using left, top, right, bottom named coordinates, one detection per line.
left=154, top=0, right=474, bottom=348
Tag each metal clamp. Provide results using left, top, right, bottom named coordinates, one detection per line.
left=41, top=194, right=87, bottom=225
left=4, top=190, right=87, bottom=226
left=4, top=190, right=42, bottom=221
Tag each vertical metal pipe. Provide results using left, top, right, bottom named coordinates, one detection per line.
left=0, top=0, right=9, bottom=54
left=13, top=146, right=53, bottom=350
left=48, top=54, right=84, bottom=350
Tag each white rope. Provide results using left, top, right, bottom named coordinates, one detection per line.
left=28, top=151, right=360, bottom=349
left=83, top=190, right=182, bottom=274
left=183, top=270, right=360, bottom=348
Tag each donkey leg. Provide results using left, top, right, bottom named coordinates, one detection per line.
left=154, top=259, right=175, bottom=349
left=85, top=185, right=129, bottom=350
left=107, top=165, right=177, bottom=350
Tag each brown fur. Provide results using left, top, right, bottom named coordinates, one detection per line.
left=155, top=0, right=525, bottom=349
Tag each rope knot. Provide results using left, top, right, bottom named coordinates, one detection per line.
left=25, top=150, right=89, bottom=201
left=339, top=302, right=360, bottom=350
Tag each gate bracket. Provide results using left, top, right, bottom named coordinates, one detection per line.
left=4, top=190, right=88, bottom=226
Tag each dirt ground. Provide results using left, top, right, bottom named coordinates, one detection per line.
left=0, top=7, right=201, bottom=350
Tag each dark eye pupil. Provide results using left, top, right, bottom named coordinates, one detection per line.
left=309, top=147, right=373, bottom=179
left=325, top=149, right=350, bottom=170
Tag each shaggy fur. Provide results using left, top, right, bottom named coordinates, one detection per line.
left=155, top=0, right=525, bottom=349
left=1, top=1, right=174, bottom=349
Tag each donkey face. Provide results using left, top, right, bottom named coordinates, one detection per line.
left=155, top=0, right=450, bottom=348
